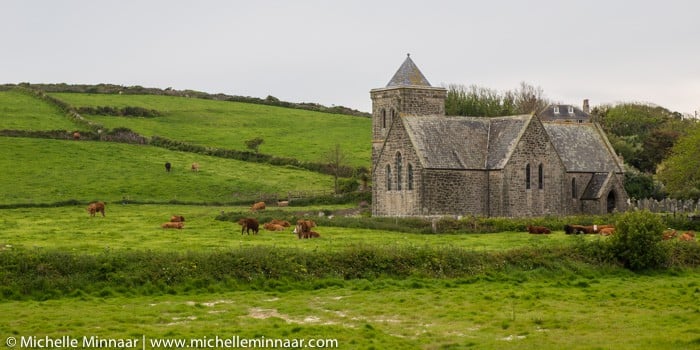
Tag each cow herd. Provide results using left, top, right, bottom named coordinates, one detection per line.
left=84, top=200, right=695, bottom=242
left=86, top=200, right=321, bottom=238
left=236, top=217, right=322, bottom=239
left=525, top=223, right=696, bottom=241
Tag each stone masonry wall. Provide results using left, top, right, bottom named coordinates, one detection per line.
left=499, top=118, right=566, bottom=217
left=422, top=170, right=488, bottom=216
left=372, top=116, right=423, bottom=216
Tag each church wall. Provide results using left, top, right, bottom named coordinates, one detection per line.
left=501, top=118, right=566, bottom=217
left=372, top=116, right=423, bottom=216
left=421, top=170, right=488, bottom=216
left=568, top=172, right=594, bottom=215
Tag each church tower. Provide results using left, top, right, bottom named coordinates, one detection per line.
left=369, top=54, right=447, bottom=168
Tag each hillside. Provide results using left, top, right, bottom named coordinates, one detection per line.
left=0, top=88, right=371, bottom=205
left=51, top=92, right=371, bottom=168
left=0, top=137, right=334, bottom=205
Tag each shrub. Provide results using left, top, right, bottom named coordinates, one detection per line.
left=608, top=210, right=667, bottom=270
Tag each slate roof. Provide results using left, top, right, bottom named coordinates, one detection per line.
left=539, top=104, right=591, bottom=122
left=581, top=172, right=612, bottom=199
left=543, top=123, right=622, bottom=173
left=402, top=115, right=530, bottom=170
left=386, top=54, right=432, bottom=87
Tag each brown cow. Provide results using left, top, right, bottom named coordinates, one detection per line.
left=191, top=162, right=200, bottom=172
left=238, top=218, right=259, bottom=235
left=564, top=224, right=614, bottom=234
left=87, top=201, right=106, bottom=217
left=263, top=223, right=286, bottom=231
left=251, top=202, right=266, bottom=212
left=599, top=227, right=615, bottom=236
left=294, top=220, right=318, bottom=239
left=170, top=215, right=185, bottom=222
left=526, top=225, right=551, bottom=234
left=662, top=229, right=678, bottom=240
left=269, top=219, right=291, bottom=227
left=161, top=222, right=184, bottom=229
left=679, top=231, right=696, bottom=241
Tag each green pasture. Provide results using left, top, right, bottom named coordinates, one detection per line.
left=1, top=272, right=698, bottom=349
left=49, top=93, right=372, bottom=167
left=0, top=205, right=585, bottom=254
left=0, top=90, right=81, bottom=131
left=0, top=137, right=334, bottom=205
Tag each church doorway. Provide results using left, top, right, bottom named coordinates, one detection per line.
left=606, top=191, right=616, bottom=213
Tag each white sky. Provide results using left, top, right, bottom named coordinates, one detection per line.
left=2, top=0, right=699, bottom=114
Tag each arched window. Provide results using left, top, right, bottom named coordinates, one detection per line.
left=538, top=163, right=544, bottom=189
left=396, top=152, right=402, bottom=191
left=390, top=108, right=396, bottom=126
left=525, top=163, right=531, bottom=189
left=572, top=178, right=577, bottom=198
left=381, top=109, right=387, bottom=128
left=407, top=164, right=414, bottom=190
left=386, top=165, right=392, bottom=191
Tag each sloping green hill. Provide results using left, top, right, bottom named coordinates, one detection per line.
left=0, top=137, right=333, bottom=205
left=0, top=90, right=82, bottom=131
left=50, top=93, right=371, bottom=167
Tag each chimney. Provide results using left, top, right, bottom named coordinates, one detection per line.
left=582, top=99, right=590, bottom=114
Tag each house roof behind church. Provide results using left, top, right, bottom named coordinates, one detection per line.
left=403, top=115, right=530, bottom=170
left=386, top=54, right=432, bottom=87
left=543, top=123, right=622, bottom=173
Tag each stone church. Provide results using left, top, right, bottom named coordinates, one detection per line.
left=371, top=55, right=628, bottom=217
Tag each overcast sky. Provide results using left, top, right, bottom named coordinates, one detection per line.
left=2, top=0, right=698, bottom=115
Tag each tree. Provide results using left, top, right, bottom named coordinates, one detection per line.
left=608, top=210, right=667, bottom=270
left=444, top=82, right=549, bottom=117
left=245, top=137, right=264, bottom=153
left=324, top=144, right=348, bottom=194
left=513, top=82, right=549, bottom=114
left=656, top=124, right=700, bottom=199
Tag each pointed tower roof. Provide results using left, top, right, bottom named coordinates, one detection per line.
left=386, top=54, right=432, bottom=87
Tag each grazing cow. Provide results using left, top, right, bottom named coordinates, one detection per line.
left=251, top=201, right=266, bottom=212
left=191, top=162, right=200, bottom=172
left=161, top=222, right=184, bottom=229
left=679, top=231, right=696, bottom=241
left=564, top=224, right=614, bottom=234
left=269, top=219, right=291, bottom=227
left=263, top=223, right=286, bottom=231
left=293, top=220, right=318, bottom=239
left=277, top=200, right=289, bottom=207
left=237, top=218, right=259, bottom=235
left=599, top=227, right=615, bottom=236
left=165, top=162, right=172, bottom=172
left=662, top=229, right=678, bottom=240
left=170, top=215, right=185, bottom=222
left=87, top=201, right=106, bottom=217
left=526, top=225, right=551, bottom=234
left=72, top=132, right=81, bottom=140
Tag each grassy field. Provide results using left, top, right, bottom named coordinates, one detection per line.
left=0, top=90, right=82, bottom=131
left=1, top=205, right=699, bottom=349
left=0, top=137, right=334, bottom=205
left=49, top=93, right=372, bottom=167
left=2, top=87, right=699, bottom=349
left=0, top=205, right=583, bottom=254
left=1, top=267, right=698, bottom=349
